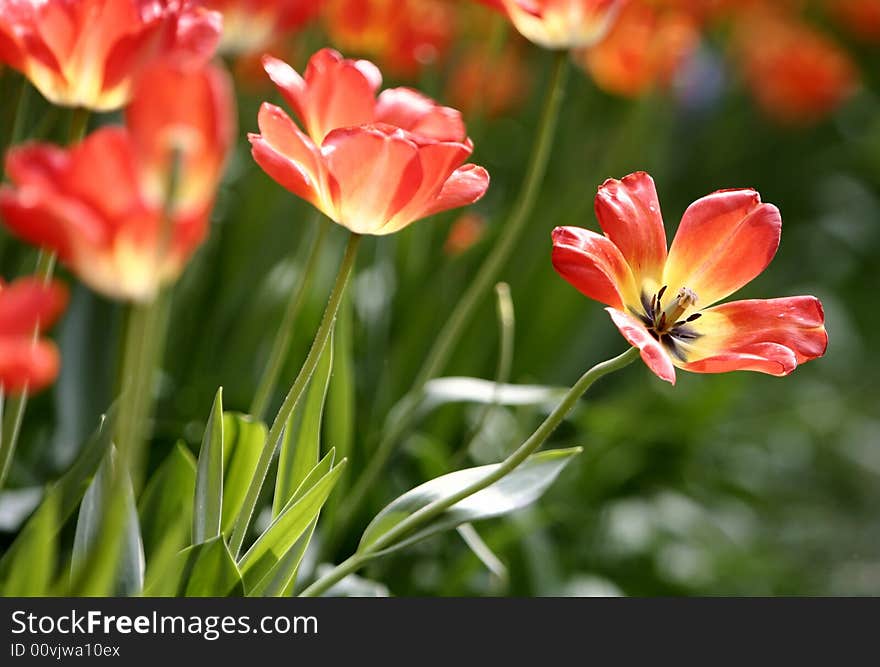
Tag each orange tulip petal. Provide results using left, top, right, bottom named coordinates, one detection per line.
left=375, top=88, right=466, bottom=143
left=663, top=189, right=781, bottom=307
left=420, top=163, right=490, bottom=219
left=265, top=48, right=381, bottom=142
left=606, top=307, right=676, bottom=384
left=322, top=125, right=423, bottom=235
left=249, top=103, right=323, bottom=209
left=594, top=171, right=667, bottom=285
left=689, top=296, right=828, bottom=367
left=681, top=342, right=799, bottom=377
left=551, top=226, right=637, bottom=310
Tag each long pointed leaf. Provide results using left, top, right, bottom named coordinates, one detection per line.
left=1, top=492, right=58, bottom=596
left=70, top=449, right=145, bottom=596
left=358, top=448, right=582, bottom=556
left=0, top=409, right=114, bottom=585
left=193, top=388, right=224, bottom=545
left=221, top=413, right=266, bottom=535
left=274, top=333, right=333, bottom=516
left=239, top=457, right=345, bottom=591
left=248, top=451, right=336, bottom=597
left=139, top=442, right=196, bottom=563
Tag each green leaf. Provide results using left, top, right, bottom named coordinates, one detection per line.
left=273, top=332, right=333, bottom=516
left=71, top=449, right=145, bottom=596
left=247, top=451, right=336, bottom=597
left=0, top=409, right=114, bottom=587
left=221, top=412, right=266, bottom=535
left=193, top=387, right=224, bottom=545
left=139, top=442, right=197, bottom=563
left=239, top=455, right=345, bottom=591
left=145, top=536, right=243, bottom=597
left=323, top=293, right=354, bottom=523
left=182, top=537, right=244, bottom=597
left=1, top=492, right=58, bottom=596
left=358, top=448, right=582, bottom=555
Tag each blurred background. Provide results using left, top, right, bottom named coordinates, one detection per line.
left=1, top=0, right=879, bottom=596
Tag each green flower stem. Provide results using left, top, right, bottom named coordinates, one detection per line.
left=336, top=50, right=570, bottom=537
left=0, top=108, right=90, bottom=491
left=250, top=218, right=329, bottom=421
left=0, top=74, right=31, bottom=181
left=113, top=293, right=168, bottom=491
left=301, top=346, right=640, bottom=597
left=230, top=232, right=362, bottom=559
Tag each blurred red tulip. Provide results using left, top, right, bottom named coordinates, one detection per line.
left=575, top=0, right=700, bottom=97
left=826, top=0, right=880, bottom=43
left=0, top=277, right=67, bottom=395
left=323, top=0, right=454, bottom=77
left=731, top=10, right=858, bottom=124
left=207, top=0, right=320, bottom=54
left=249, top=48, right=489, bottom=235
left=481, top=0, right=625, bottom=49
left=0, top=63, right=235, bottom=302
left=444, top=212, right=487, bottom=256
left=552, top=172, right=827, bottom=384
left=0, top=0, right=222, bottom=111
left=447, top=45, right=531, bottom=118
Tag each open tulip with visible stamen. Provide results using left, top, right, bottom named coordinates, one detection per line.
left=551, top=172, right=827, bottom=384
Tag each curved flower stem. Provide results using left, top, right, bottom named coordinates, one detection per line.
left=250, top=217, right=328, bottom=421
left=301, top=346, right=640, bottom=597
left=230, top=232, right=362, bottom=559
left=0, top=107, right=90, bottom=491
left=335, top=51, right=570, bottom=538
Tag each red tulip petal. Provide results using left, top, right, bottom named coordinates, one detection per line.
left=0, top=338, right=60, bottom=395
left=683, top=296, right=827, bottom=371
left=594, top=171, right=667, bottom=285
left=375, top=88, right=466, bottom=142
left=606, top=307, right=676, bottom=384
left=262, top=54, right=309, bottom=126
left=420, top=163, right=490, bottom=220
left=551, top=226, right=638, bottom=310
left=0, top=279, right=68, bottom=337
left=383, top=141, right=474, bottom=232
left=321, top=125, right=423, bottom=234
left=170, top=5, right=223, bottom=68
left=664, top=189, right=781, bottom=307
left=266, top=49, right=380, bottom=142
left=681, top=342, right=798, bottom=377
left=250, top=103, right=324, bottom=209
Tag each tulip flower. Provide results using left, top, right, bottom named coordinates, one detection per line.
left=0, top=63, right=235, bottom=301
left=551, top=172, right=827, bottom=384
left=0, top=277, right=67, bottom=394
left=447, top=45, right=531, bottom=118
left=0, top=0, right=222, bottom=111
left=731, top=10, right=858, bottom=124
left=249, top=48, right=489, bottom=236
left=481, top=0, right=625, bottom=50
left=574, top=0, right=700, bottom=97
left=207, top=0, right=320, bottom=54
left=323, top=0, right=454, bottom=77
left=826, top=0, right=880, bottom=43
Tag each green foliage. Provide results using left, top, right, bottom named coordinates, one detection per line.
left=359, top=448, right=581, bottom=555
left=193, top=388, right=224, bottom=545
